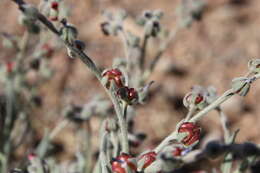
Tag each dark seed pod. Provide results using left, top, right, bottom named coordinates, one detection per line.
left=144, top=11, right=152, bottom=19
left=117, top=87, right=138, bottom=105
left=204, top=141, right=225, bottom=158
left=65, top=105, right=84, bottom=123
left=30, top=58, right=41, bottom=70
left=191, top=10, right=202, bottom=21
left=100, top=22, right=110, bottom=36
left=74, top=40, right=86, bottom=51
left=111, top=153, right=137, bottom=173
left=242, top=142, right=260, bottom=156
left=31, top=96, right=43, bottom=107
left=251, top=160, right=260, bottom=173
left=151, top=21, right=160, bottom=37
left=136, top=133, right=147, bottom=141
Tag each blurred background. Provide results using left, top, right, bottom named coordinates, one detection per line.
left=1, top=0, right=260, bottom=164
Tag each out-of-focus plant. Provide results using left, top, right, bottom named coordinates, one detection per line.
left=0, top=0, right=70, bottom=172
left=3, top=0, right=260, bottom=173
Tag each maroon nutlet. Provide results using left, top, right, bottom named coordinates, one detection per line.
left=111, top=153, right=137, bottom=173
left=100, top=22, right=110, bottom=36
left=172, top=147, right=184, bottom=157
left=6, top=62, right=14, bottom=73
left=178, top=122, right=201, bottom=147
left=195, top=94, right=204, bottom=104
left=51, top=2, right=59, bottom=10
left=138, top=151, right=157, bottom=169
left=117, top=87, right=138, bottom=104
left=102, top=69, right=124, bottom=88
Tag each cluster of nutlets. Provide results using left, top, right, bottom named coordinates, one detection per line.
left=102, top=71, right=203, bottom=172
left=110, top=120, right=201, bottom=173
left=102, top=68, right=138, bottom=105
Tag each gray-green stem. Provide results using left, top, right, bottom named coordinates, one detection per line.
left=11, top=0, right=130, bottom=154
left=155, top=73, right=260, bottom=153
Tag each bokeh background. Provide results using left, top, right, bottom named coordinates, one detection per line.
left=1, top=0, right=260, bottom=162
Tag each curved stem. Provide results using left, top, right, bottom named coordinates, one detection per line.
left=189, top=89, right=234, bottom=123
left=139, top=35, right=149, bottom=71
left=11, top=0, right=130, bottom=154
left=154, top=89, right=235, bottom=153
left=119, top=30, right=129, bottom=67
left=184, top=105, right=196, bottom=122
left=108, top=86, right=129, bottom=153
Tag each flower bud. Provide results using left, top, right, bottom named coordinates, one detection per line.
left=231, top=77, right=252, bottom=96
left=118, top=10, right=127, bottom=21
left=144, top=11, right=153, bottom=19
left=248, top=59, right=260, bottom=74
left=177, top=122, right=201, bottom=147
left=22, top=4, right=39, bottom=21
left=183, top=92, right=206, bottom=110
left=111, top=153, right=137, bottom=173
left=151, top=21, right=160, bottom=37
left=100, top=10, right=125, bottom=36
left=19, top=14, right=40, bottom=34
left=60, top=20, right=78, bottom=45
left=153, top=10, right=164, bottom=19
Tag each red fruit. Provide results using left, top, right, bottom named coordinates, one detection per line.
left=111, top=160, right=126, bottom=173
left=102, top=69, right=124, bottom=88
left=6, top=62, right=14, bottom=73
left=127, top=87, right=138, bottom=101
left=178, top=122, right=201, bottom=147
left=51, top=2, right=59, bottom=10
left=111, top=153, right=137, bottom=173
left=116, top=87, right=138, bottom=104
left=195, top=94, right=204, bottom=104
left=172, top=147, right=184, bottom=157
left=139, top=151, right=157, bottom=169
